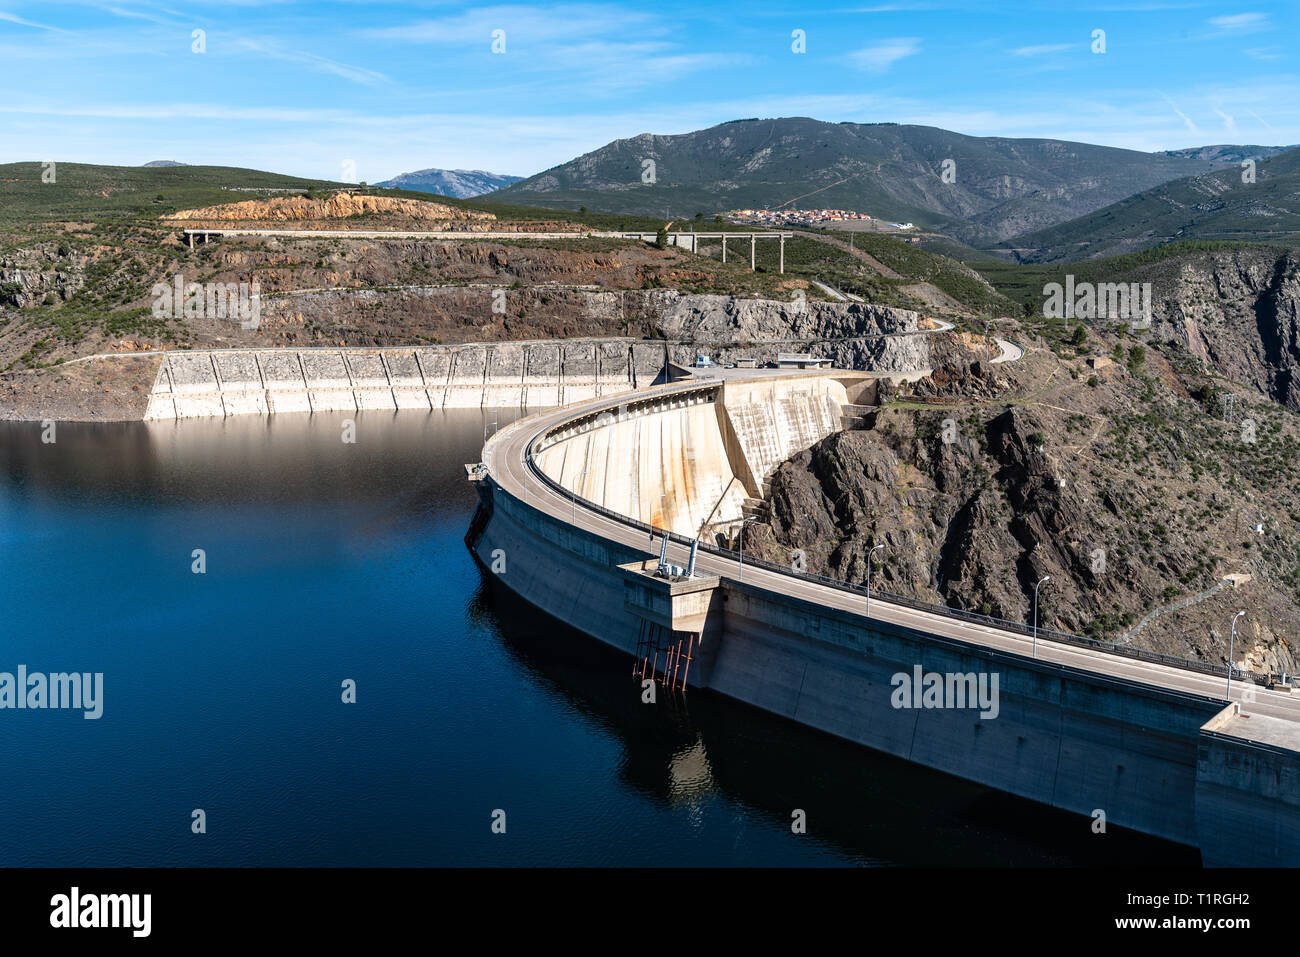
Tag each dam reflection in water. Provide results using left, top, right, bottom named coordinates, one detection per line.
left=0, top=412, right=1196, bottom=866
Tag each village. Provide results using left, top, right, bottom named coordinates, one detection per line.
left=725, top=207, right=916, bottom=231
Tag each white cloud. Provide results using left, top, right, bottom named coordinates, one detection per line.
left=0, top=10, right=68, bottom=31
left=1208, top=12, right=1269, bottom=33
left=362, top=4, right=658, bottom=46
left=1012, top=43, right=1073, bottom=57
left=234, top=39, right=390, bottom=87
left=847, top=37, right=920, bottom=73
left=1213, top=108, right=1236, bottom=133
left=1159, top=92, right=1200, bottom=134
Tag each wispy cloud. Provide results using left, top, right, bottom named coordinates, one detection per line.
left=1244, top=46, right=1283, bottom=61
left=0, top=10, right=69, bottom=32
left=847, top=37, right=921, bottom=73
left=1012, top=43, right=1073, bottom=57
left=1213, top=107, right=1236, bottom=133
left=1246, top=108, right=1275, bottom=132
left=362, top=4, right=658, bottom=45
left=235, top=39, right=390, bottom=86
left=1208, top=12, right=1269, bottom=33
left=1159, top=92, right=1200, bottom=134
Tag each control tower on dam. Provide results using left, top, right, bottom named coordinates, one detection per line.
left=465, top=373, right=1300, bottom=866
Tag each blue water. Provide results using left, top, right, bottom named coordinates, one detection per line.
left=0, top=412, right=1196, bottom=866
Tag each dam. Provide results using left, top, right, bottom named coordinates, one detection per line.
left=466, top=372, right=1300, bottom=867
left=142, top=339, right=669, bottom=420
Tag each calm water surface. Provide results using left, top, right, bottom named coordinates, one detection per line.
left=0, top=412, right=1197, bottom=866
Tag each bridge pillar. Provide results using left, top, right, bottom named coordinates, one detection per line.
left=750, top=235, right=756, bottom=270
left=187, top=232, right=194, bottom=250
left=779, top=236, right=785, bottom=274
left=721, top=235, right=727, bottom=263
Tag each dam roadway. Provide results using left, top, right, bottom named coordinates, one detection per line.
left=471, top=373, right=1300, bottom=865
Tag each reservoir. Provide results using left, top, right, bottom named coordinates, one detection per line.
left=0, top=412, right=1196, bottom=866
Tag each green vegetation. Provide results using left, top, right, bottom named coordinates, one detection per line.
left=481, top=116, right=1241, bottom=246
left=834, top=232, right=1015, bottom=314
left=1001, top=147, right=1300, bottom=263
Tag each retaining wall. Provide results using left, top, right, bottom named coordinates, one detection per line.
left=143, top=340, right=669, bottom=420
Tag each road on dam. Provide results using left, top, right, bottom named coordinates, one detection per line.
left=482, top=378, right=1300, bottom=729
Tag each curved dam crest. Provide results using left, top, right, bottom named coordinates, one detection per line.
left=467, top=374, right=1300, bottom=868
left=533, top=373, right=867, bottom=538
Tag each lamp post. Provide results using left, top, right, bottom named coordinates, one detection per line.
left=1227, top=609, right=1246, bottom=698
left=866, top=544, right=885, bottom=618
left=1032, top=576, right=1051, bottom=658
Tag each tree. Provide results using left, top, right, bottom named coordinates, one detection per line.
left=654, top=227, right=668, bottom=249
left=580, top=206, right=587, bottom=214
left=1071, top=324, right=1088, bottom=347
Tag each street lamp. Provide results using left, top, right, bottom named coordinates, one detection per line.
left=866, top=544, right=885, bottom=618
left=737, top=515, right=759, bottom=583
left=1032, top=576, right=1051, bottom=658
left=1227, top=609, right=1246, bottom=698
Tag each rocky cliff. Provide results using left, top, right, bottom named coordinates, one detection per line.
left=1137, top=247, right=1300, bottom=410
left=746, top=345, right=1300, bottom=674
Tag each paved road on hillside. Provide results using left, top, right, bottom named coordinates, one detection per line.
left=483, top=379, right=1300, bottom=729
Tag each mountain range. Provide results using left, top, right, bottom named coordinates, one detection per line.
left=486, top=117, right=1292, bottom=250
left=378, top=168, right=523, bottom=198
left=999, top=146, right=1300, bottom=262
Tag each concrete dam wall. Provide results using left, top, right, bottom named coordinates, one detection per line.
left=467, top=377, right=1300, bottom=865
left=143, top=339, right=667, bottom=420
left=532, top=375, right=857, bottom=538
left=470, top=469, right=1232, bottom=853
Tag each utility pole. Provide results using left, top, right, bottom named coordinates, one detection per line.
left=866, top=544, right=884, bottom=618
left=1227, top=610, right=1246, bottom=698
left=1032, top=576, right=1052, bottom=657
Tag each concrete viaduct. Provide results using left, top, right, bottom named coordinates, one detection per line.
left=180, top=228, right=794, bottom=272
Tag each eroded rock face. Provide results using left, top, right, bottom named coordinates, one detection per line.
left=746, top=354, right=1300, bottom=669
left=0, top=242, right=88, bottom=308
left=162, top=192, right=498, bottom=225
left=1142, top=248, right=1300, bottom=410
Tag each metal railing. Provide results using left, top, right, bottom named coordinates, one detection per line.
left=519, top=426, right=1271, bottom=688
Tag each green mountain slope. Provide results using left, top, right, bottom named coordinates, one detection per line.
left=1001, top=147, right=1300, bottom=263
left=487, top=117, right=1285, bottom=246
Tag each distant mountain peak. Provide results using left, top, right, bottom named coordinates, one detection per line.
left=142, top=160, right=187, bottom=167
left=377, top=168, right=524, bottom=199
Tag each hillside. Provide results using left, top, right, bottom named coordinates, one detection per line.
left=1002, top=147, right=1300, bottom=263
left=746, top=343, right=1300, bottom=671
left=487, top=117, right=1277, bottom=246
left=378, top=168, right=523, bottom=198
left=0, top=163, right=347, bottom=227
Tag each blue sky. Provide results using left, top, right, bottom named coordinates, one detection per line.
left=1, top=1, right=1296, bottom=181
